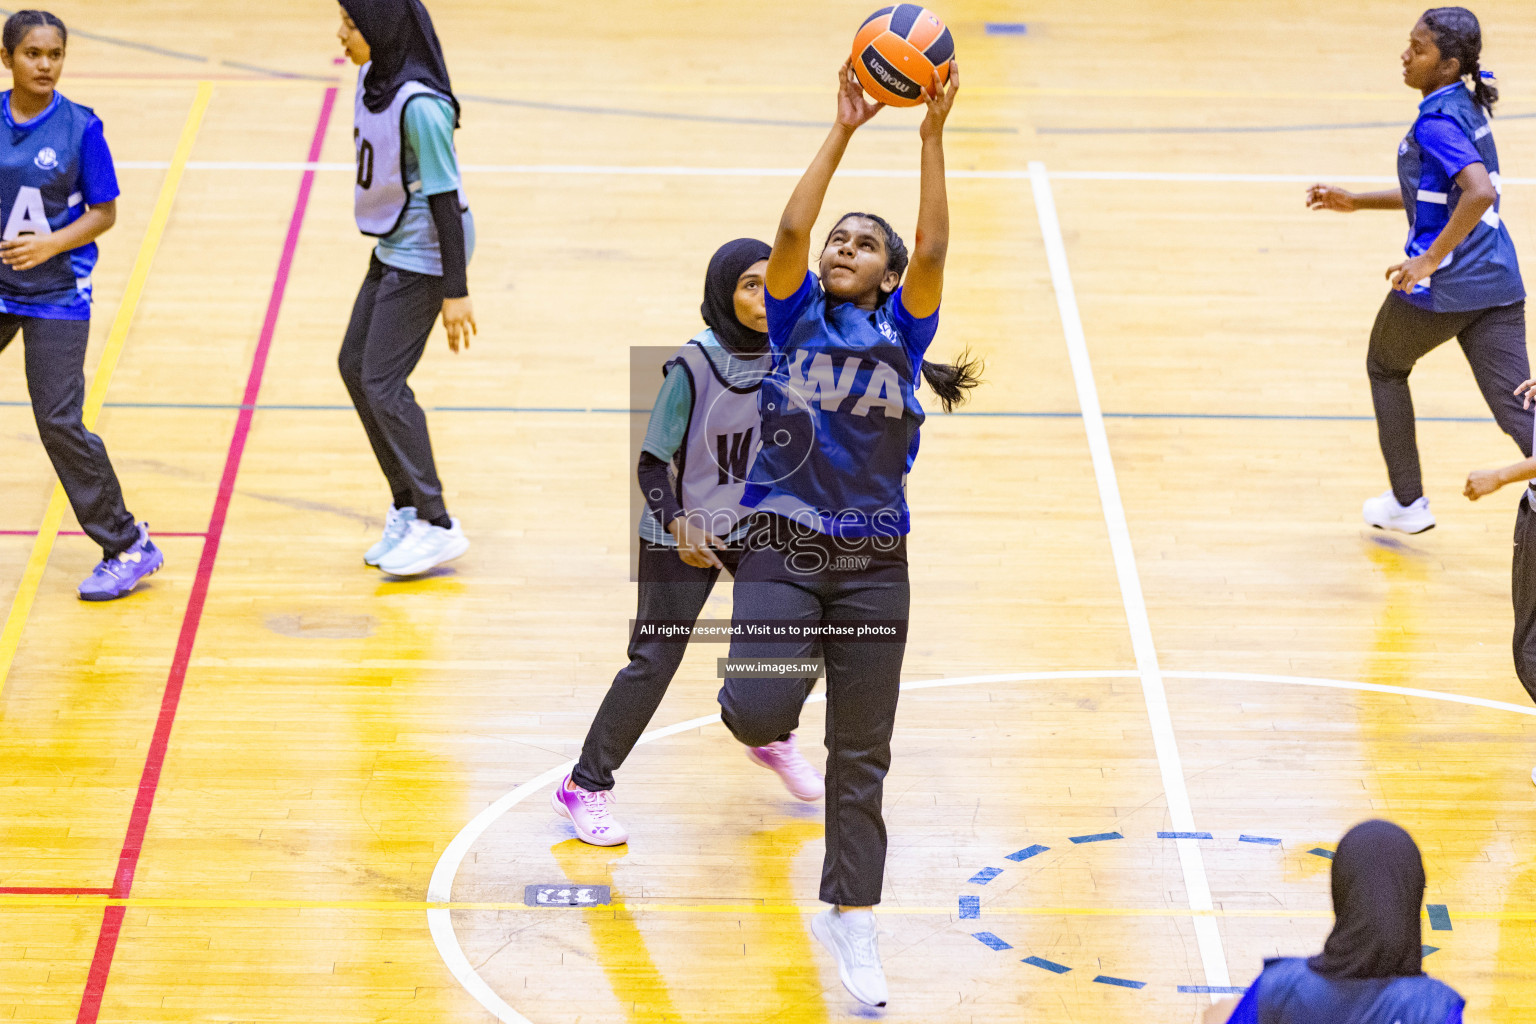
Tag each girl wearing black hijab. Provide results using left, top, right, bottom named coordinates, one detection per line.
left=336, top=0, right=474, bottom=577
left=554, top=238, right=832, bottom=847
left=1206, top=820, right=1466, bottom=1024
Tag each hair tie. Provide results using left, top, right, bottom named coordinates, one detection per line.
left=1479, top=69, right=1496, bottom=80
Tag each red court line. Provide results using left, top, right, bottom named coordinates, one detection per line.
left=0, top=886, right=114, bottom=895
left=74, top=84, right=339, bottom=1024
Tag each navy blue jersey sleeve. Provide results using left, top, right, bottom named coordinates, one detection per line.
left=1414, top=114, right=1482, bottom=182
left=766, top=271, right=819, bottom=349
left=79, top=117, right=119, bottom=205
left=1224, top=980, right=1261, bottom=1024
left=886, top=286, right=940, bottom=367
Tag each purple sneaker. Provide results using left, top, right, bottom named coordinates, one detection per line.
left=747, top=733, right=824, bottom=801
left=551, top=773, right=629, bottom=847
left=78, top=523, right=164, bottom=602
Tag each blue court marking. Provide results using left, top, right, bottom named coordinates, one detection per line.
left=1423, top=945, right=1439, bottom=956
left=972, top=931, right=1012, bottom=951
left=1240, top=835, right=1282, bottom=845
left=1309, top=848, right=1335, bottom=860
left=1093, top=975, right=1147, bottom=989
left=1069, top=832, right=1124, bottom=844
left=1427, top=905, right=1452, bottom=931
left=958, top=895, right=980, bottom=919
left=1021, top=956, right=1071, bottom=974
left=985, top=22, right=1028, bottom=34
left=1038, top=110, right=1536, bottom=136
left=968, top=867, right=1004, bottom=884
left=1179, top=986, right=1248, bottom=994
left=1158, top=831, right=1212, bottom=840
left=1005, top=844, right=1049, bottom=862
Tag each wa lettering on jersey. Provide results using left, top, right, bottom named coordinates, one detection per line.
left=0, top=93, right=103, bottom=315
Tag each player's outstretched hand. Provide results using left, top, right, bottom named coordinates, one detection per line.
left=442, top=295, right=476, bottom=353
left=920, top=60, right=958, bottom=140
left=837, top=59, right=885, bottom=130
left=1306, top=184, right=1357, bottom=213
left=1465, top=468, right=1504, bottom=501
left=1515, top=378, right=1536, bottom=409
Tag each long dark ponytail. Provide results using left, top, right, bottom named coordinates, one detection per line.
left=2, top=10, right=66, bottom=51
left=1421, top=7, right=1497, bottom=115
left=826, top=211, right=985, bottom=413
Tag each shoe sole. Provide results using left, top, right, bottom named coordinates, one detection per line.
left=380, top=536, right=470, bottom=578
left=1366, top=521, right=1436, bottom=535
left=549, top=788, right=628, bottom=847
left=811, top=912, right=887, bottom=1007
left=746, top=747, right=824, bottom=801
left=78, top=556, right=164, bottom=602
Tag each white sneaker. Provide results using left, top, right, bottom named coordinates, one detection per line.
left=364, top=505, right=416, bottom=566
left=551, top=773, right=629, bottom=846
left=377, top=517, right=468, bottom=577
left=1362, top=491, right=1435, bottom=534
left=811, top=907, right=887, bottom=1007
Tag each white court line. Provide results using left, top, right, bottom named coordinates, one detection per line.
left=1027, top=159, right=1231, bottom=995
left=425, top=667, right=1534, bottom=1022
left=109, top=159, right=1536, bottom=186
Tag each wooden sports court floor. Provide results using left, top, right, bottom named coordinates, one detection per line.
left=2, top=1, right=1535, bottom=1021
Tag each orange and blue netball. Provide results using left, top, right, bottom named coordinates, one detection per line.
left=851, top=5, right=954, bottom=107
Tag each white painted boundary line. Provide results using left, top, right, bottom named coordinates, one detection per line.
left=110, top=159, right=1536, bottom=186
left=1027, top=159, right=1231, bottom=995
left=425, top=667, right=1535, bottom=1022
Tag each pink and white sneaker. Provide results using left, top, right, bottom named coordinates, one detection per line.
left=746, top=733, right=824, bottom=801
left=551, top=773, right=629, bottom=847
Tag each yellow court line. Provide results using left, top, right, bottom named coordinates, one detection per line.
left=0, top=81, right=213, bottom=699
left=1, top=894, right=1532, bottom=921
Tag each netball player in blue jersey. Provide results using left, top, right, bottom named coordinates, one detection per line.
left=718, top=60, right=975, bottom=1007
left=553, top=238, right=830, bottom=847
left=0, top=10, right=161, bottom=600
left=336, top=0, right=473, bottom=577
left=1308, top=7, right=1525, bottom=535
left=1204, top=821, right=1464, bottom=1024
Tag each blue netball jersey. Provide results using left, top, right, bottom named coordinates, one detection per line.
left=1397, top=82, right=1523, bottom=313
left=0, top=91, right=118, bottom=319
left=1227, top=958, right=1464, bottom=1024
left=743, top=271, right=938, bottom=537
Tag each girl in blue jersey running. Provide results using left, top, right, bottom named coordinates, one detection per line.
left=1308, top=7, right=1526, bottom=536
left=0, top=9, right=161, bottom=600
left=336, top=0, right=475, bottom=578
left=717, top=58, right=976, bottom=1009
left=1205, top=820, right=1464, bottom=1024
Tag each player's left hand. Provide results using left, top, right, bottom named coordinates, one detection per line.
left=919, top=60, right=958, bottom=140
left=0, top=234, right=58, bottom=271
left=1514, top=377, right=1536, bottom=409
left=1464, top=468, right=1503, bottom=500
left=442, top=295, right=476, bottom=352
left=1386, top=253, right=1436, bottom=293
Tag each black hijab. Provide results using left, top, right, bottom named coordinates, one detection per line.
left=340, top=0, right=460, bottom=124
left=1308, top=820, right=1426, bottom=979
left=701, top=238, right=771, bottom=355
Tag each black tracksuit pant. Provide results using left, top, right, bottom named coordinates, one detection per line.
left=1, top=314, right=138, bottom=557
left=1511, top=496, right=1536, bottom=703
left=338, top=255, right=450, bottom=523
left=719, top=515, right=909, bottom=907
left=1367, top=292, right=1531, bottom=506
left=572, top=541, right=744, bottom=793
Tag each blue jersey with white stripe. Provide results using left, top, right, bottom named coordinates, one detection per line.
left=1396, top=82, right=1524, bottom=312
left=743, top=272, right=938, bottom=537
left=0, top=92, right=117, bottom=319
left=1226, top=958, right=1463, bottom=1024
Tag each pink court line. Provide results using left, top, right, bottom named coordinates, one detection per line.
left=0, top=530, right=207, bottom=538
left=72, top=84, right=339, bottom=1024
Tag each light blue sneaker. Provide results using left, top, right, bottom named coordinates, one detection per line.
left=364, top=505, right=416, bottom=566
left=78, top=523, right=164, bottom=601
left=377, top=517, right=468, bottom=577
